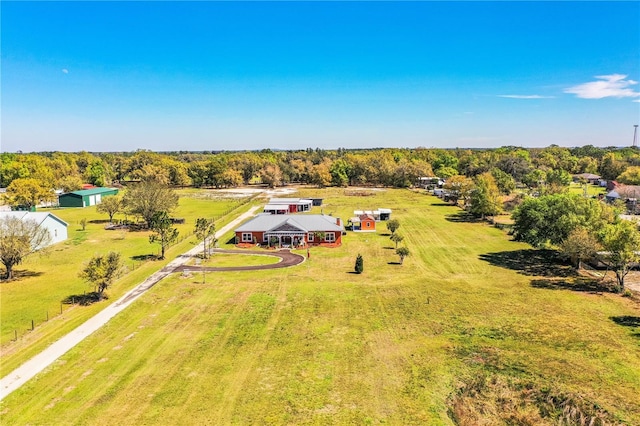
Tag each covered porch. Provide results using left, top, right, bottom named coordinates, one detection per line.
left=264, top=231, right=307, bottom=248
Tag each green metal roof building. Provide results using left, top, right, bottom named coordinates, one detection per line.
left=58, top=187, right=119, bottom=208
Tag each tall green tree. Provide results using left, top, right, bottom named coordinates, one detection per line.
left=79, top=252, right=124, bottom=298
left=512, top=193, right=613, bottom=248
left=599, top=153, right=627, bottom=181
left=330, top=159, right=350, bottom=187
left=149, top=211, right=179, bottom=260
left=122, top=182, right=179, bottom=228
left=0, top=216, right=52, bottom=280
left=490, top=168, right=516, bottom=195
left=599, top=221, right=640, bottom=292
left=470, top=172, right=502, bottom=219
left=194, top=218, right=216, bottom=258
left=85, top=159, right=111, bottom=187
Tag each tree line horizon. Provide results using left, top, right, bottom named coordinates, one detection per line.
left=2, top=145, right=640, bottom=192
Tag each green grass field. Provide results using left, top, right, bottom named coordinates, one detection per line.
left=1, top=188, right=639, bottom=424
left=0, top=189, right=257, bottom=373
left=186, top=253, right=281, bottom=268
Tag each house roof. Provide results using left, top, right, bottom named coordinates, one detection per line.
left=574, top=173, right=601, bottom=180
left=268, top=198, right=312, bottom=205
left=612, top=185, right=640, bottom=199
left=0, top=211, right=68, bottom=227
left=236, top=214, right=344, bottom=233
left=359, top=214, right=375, bottom=221
left=63, top=187, right=118, bottom=197
left=264, top=204, right=290, bottom=211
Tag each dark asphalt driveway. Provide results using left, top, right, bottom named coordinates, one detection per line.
left=172, top=248, right=305, bottom=272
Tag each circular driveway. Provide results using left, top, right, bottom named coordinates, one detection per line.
left=173, top=248, right=305, bottom=272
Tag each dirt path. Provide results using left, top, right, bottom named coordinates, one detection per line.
left=0, top=206, right=261, bottom=401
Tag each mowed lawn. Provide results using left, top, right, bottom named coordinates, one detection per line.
left=2, top=188, right=639, bottom=424
left=0, top=190, right=254, bottom=374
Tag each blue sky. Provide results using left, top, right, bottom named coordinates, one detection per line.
left=2, top=1, right=639, bottom=153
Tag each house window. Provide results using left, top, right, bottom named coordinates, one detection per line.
left=308, top=233, right=314, bottom=242
left=262, top=233, right=267, bottom=243
left=242, top=233, right=253, bottom=242
left=324, top=233, right=335, bottom=242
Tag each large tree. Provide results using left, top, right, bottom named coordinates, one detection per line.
left=96, top=194, right=123, bottom=223
left=599, top=221, right=640, bottom=292
left=444, top=175, right=475, bottom=207
left=57, top=175, right=84, bottom=193
left=122, top=182, right=179, bottom=227
left=470, top=172, right=502, bottom=219
left=259, top=164, right=283, bottom=188
left=149, top=211, right=179, bottom=260
left=0, top=216, right=52, bottom=280
left=616, top=166, right=640, bottom=185
left=79, top=251, right=124, bottom=297
left=4, top=178, right=55, bottom=210
left=559, top=227, right=601, bottom=269
left=512, top=193, right=612, bottom=248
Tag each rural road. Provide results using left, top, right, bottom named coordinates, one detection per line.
left=0, top=205, right=264, bottom=401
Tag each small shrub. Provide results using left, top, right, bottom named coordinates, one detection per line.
left=354, top=254, right=364, bottom=274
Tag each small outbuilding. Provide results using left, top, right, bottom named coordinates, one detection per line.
left=349, top=214, right=376, bottom=232
left=263, top=204, right=290, bottom=215
left=375, top=208, right=392, bottom=221
left=353, top=208, right=392, bottom=221
left=58, top=187, right=119, bottom=208
left=268, top=198, right=313, bottom=213
left=0, top=211, right=68, bottom=247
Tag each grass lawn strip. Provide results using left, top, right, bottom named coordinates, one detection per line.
left=0, top=188, right=638, bottom=423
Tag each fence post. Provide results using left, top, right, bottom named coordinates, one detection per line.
left=60, top=303, right=63, bottom=314
left=15, top=330, right=17, bottom=341
left=31, top=320, right=34, bottom=331
left=46, top=311, right=49, bottom=321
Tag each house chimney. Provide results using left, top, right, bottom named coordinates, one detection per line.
left=336, top=217, right=341, bottom=226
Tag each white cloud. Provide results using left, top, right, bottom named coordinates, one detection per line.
left=498, top=95, right=554, bottom=99
left=564, top=74, right=640, bottom=99
left=61, top=68, right=69, bottom=74
left=633, top=99, right=640, bottom=103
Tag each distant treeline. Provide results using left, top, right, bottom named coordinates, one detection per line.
left=2, top=145, right=640, bottom=191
